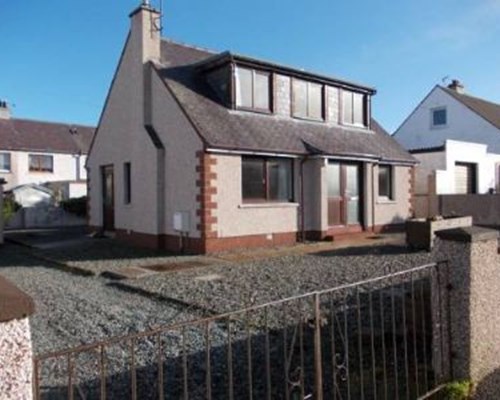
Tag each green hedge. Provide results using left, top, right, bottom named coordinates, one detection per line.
left=60, top=196, right=87, bottom=217
left=3, top=196, right=20, bottom=222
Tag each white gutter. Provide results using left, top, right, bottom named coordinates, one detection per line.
left=206, top=148, right=302, bottom=159
left=206, top=148, right=417, bottom=166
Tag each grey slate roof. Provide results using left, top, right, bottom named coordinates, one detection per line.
left=0, top=118, right=95, bottom=154
left=158, top=39, right=416, bottom=164
left=441, top=86, right=500, bottom=130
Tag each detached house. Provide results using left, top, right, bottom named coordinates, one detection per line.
left=394, top=81, right=500, bottom=196
left=87, top=2, right=416, bottom=253
left=0, top=102, right=95, bottom=199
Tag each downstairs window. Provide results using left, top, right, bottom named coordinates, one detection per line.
left=242, top=157, right=293, bottom=202
left=378, top=165, right=393, bottom=200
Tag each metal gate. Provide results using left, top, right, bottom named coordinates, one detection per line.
left=33, top=262, right=451, bottom=399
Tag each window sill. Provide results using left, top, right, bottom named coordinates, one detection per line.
left=235, top=106, right=272, bottom=115
left=292, top=115, right=325, bottom=123
left=341, top=122, right=368, bottom=129
left=0, top=170, right=11, bottom=174
left=430, top=124, right=447, bottom=130
left=377, top=197, right=396, bottom=205
left=239, top=202, right=300, bottom=209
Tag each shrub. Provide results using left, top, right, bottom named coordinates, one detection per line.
left=443, top=380, right=473, bottom=400
left=3, top=195, right=20, bottom=222
left=60, top=196, right=87, bottom=217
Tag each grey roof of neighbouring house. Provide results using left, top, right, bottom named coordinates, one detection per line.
left=0, top=118, right=95, bottom=154
left=158, top=39, right=416, bottom=164
left=441, top=86, right=500, bottom=130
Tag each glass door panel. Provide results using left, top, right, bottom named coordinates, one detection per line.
left=345, top=164, right=360, bottom=224
left=327, top=163, right=343, bottom=226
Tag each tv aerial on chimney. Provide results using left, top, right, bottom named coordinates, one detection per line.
left=143, top=0, right=164, bottom=33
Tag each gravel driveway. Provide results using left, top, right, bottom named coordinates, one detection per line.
left=1, top=237, right=436, bottom=398
left=1, top=238, right=432, bottom=356
left=0, top=244, right=203, bottom=356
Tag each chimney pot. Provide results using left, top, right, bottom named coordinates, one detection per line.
left=0, top=100, right=11, bottom=120
left=447, top=79, right=465, bottom=94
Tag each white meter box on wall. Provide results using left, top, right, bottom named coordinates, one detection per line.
left=173, top=211, right=190, bottom=232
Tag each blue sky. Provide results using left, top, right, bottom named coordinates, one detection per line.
left=1, top=0, right=499, bottom=133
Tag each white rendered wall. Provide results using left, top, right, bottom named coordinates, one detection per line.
left=87, top=34, right=159, bottom=234
left=0, top=151, right=87, bottom=191
left=440, top=140, right=500, bottom=194
left=0, top=317, right=33, bottom=399
left=394, top=86, right=500, bottom=153
left=214, top=154, right=300, bottom=237
left=413, top=140, right=500, bottom=194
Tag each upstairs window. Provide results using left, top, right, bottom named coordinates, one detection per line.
left=378, top=165, right=393, bottom=200
left=235, top=66, right=271, bottom=112
left=0, top=152, right=11, bottom=172
left=29, top=154, right=53, bottom=173
left=292, top=79, right=323, bottom=120
left=432, top=107, right=447, bottom=127
left=242, top=157, right=293, bottom=202
left=342, top=90, right=366, bottom=126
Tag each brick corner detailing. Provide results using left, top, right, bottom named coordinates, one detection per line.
left=196, top=152, right=218, bottom=249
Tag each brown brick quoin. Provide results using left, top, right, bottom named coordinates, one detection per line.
left=196, top=151, right=218, bottom=242
left=409, top=166, right=416, bottom=216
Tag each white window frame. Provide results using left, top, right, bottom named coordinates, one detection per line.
left=342, top=90, right=367, bottom=127
left=234, top=66, right=272, bottom=113
left=0, top=152, right=11, bottom=172
left=292, top=78, right=324, bottom=121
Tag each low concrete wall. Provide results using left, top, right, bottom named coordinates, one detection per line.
left=406, top=216, right=473, bottom=250
left=415, top=193, right=500, bottom=227
left=0, top=275, right=35, bottom=399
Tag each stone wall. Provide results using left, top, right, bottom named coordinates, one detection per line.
left=0, top=275, right=35, bottom=400
left=274, top=74, right=291, bottom=117
left=0, top=318, right=33, bottom=399
left=433, top=227, right=500, bottom=398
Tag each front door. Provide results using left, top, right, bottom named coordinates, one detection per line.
left=327, top=162, right=361, bottom=227
left=102, top=165, right=115, bottom=231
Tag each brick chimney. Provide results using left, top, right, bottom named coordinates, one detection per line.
left=447, top=79, right=465, bottom=94
left=0, top=100, right=11, bottom=120
left=129, top=1, right=161, bottom=64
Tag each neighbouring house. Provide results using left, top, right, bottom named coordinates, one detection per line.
left=0, top=101, right=95, bottom=198
left=87, top=2, right=416, bottom=253
left=393, top=80, right=500, bottom=196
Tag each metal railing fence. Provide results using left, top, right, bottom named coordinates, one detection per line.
left=33, top=262, right=450, bottom=399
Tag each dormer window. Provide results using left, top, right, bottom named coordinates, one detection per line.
left=235, top=66, right=271, bottom=112
left=342, top=90, right=366, bottom=127
left=292, top=79, right=323, bottom=120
